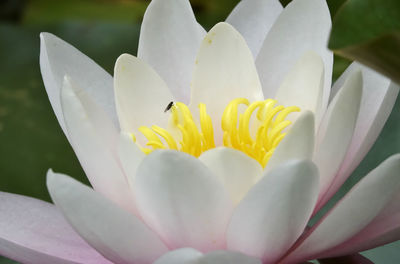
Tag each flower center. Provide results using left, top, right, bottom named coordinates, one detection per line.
left=132, top=98, right=300, bottom=167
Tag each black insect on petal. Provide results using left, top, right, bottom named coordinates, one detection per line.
left=164, top=101, right=174, bottom=112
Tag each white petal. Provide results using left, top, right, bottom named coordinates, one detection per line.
left=313, top=71, right=362, bottom=205
left=138, top=0, right=205, bottom=102
left=318, top=63, right=399, bottom=208
left=227, top=160, right=319, bottom=263
left=319, top=189, right=400, bottom=258
left=40, top=33, right=117, bottom=134
left=154, top=248, right=203, bottom=264
left=256, top=0, right=332, bottom=113
left=61, top=76, right=135, bottom=213
left=117, top=132, right=145, bottom=188
left=114, top=54, right=174, bottom=135
left=196, top=251, right=262, bottom=264
left=135, top=150, right=234, bottom=251
left=226, top=0, right=283, bottom=57
left=274, top=52, right=325, bottom=124
left=117, top=132, right=146, bottom=214
left=0, top=192, right=111, bottom=264
left=190, top=22, right=263, bottom=140
left=285, top=154, right=400, bottom=263
left=266, top=111, right=315, bottom=173
left=47, top=171, right=168, bottom=264
left=199, top=147, right=263, bottom=205
left=65, top=75, right=118, bottom=156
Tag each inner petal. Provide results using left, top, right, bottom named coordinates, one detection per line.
left=132, top=98, right=299, bottom=167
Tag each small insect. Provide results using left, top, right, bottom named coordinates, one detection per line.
left=164, top=101, right=174, bottom=112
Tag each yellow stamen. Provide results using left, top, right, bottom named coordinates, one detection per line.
left=132, top=98, right=300, bottom=167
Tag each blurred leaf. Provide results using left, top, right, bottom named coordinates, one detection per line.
left=0, top=0, right=26, bottom=23
left=326, top=0, right=347, bottom=17
left=23, top=0, right=147, bottom=24
left=362, top=241, right=400, bottom=263
left=0, top=257, right=18, bottom=264
left=332, top=54, right=351, bottom=82
left=280, top=0, right=347, bottom=17
left=318, top=253, right=374, bottom=263
left=279, top=0, right=292, bottom=7
left=329, top=0, right=400, bottom=84
left=191, top=0, right=239, bottom=30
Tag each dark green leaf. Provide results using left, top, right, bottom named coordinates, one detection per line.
left=318, top=253, right=374, bottom=264
left=329, top=0, right=400, bottom=83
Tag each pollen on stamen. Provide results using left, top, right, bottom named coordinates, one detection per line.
left=131, top=98, right=300, bottom=167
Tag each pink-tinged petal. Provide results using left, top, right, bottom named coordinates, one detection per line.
left=61, top=77, right=135, bottom=213
left=154, top=248, right=203, bottom=264
left=114, top=54, right=174, bottom=135
left=156, top=249, right=263, bottom=264
left=138, top=0, right=205, bottom=102
left=266, top=111, right=315, bottom=173
left=135, top=150, right=234, bottom=251
left=284, top=154, right=400, bottom=263
left=47, top=171, right=168, bottom=264
left=199, top=147, right=263, bottom=205
left=256, top=0, right=332, bottom=113
left=274, top=52, right=324, bottom=124
left=313, top=71, right=362, bottom=208
left=318, top=253, right=374, bottom=264
left=40, top=33, right=117, bottom=135
left=226, top=0, right=282, bottom=57
left=190, top=22, right=263, bottom=140
left=317, top=191, right=400, bottom=258
left=317, top=63, right=399, bottom=209
left=0, top=191, right=111, bottom=264
left=227, top=160, right=319, bottom=263
left=198, top=251, right=261, bottom=264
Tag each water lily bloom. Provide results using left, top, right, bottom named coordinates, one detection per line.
left=1, top=0, right=400, bottom=263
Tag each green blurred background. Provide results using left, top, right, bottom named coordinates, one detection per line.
left=0, top=0, right=399, bottom=263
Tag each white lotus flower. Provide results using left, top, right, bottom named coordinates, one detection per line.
left=1, top=0, right=399, bottom=263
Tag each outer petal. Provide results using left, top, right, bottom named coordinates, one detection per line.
left=227, top=160, right=319, bottom=263
left=318, top=63, right=399, bottom=208
left=61, top=76, right=135, bottom=213
left=284, top=154, right=400, bottom=263
left=274, top=52, right=324, bottom=124
left=190, top=22, right=263, bottom=140
left=135, top=150, right=234, bottom=251
left=47, top=171, right=168, bottom=264
left=0, top=192, right=111, bottom=264
left=265, top=111, right=315, bottom=173
left=196, top=251, right=261, bottom=264
left=226, top=0, right=283, bottom=57
left=154, top=248, right=203, bottom=264
left=40, top=33, right=117, bottom=134
left=318, top=191, right=400, bottom=258
left=114, top=54, right=174, bottom=135
left=256, top=0, right=332, bottom=113
left=199, top=147, right=263, bottom=205
left=155, top=249, right=262, bottom=264
left=138, top=0, right=205, bottom=102
left=313, top=71, right=362, bottom=207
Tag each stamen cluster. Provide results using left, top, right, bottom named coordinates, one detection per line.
left=133, top=98, right=299, bottom=167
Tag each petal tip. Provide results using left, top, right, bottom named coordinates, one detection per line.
left=46, top=168, right=56, bottom=185
left=208, top=22, right=240, bottom=37
left=283, top=159, right=319, bottom=183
